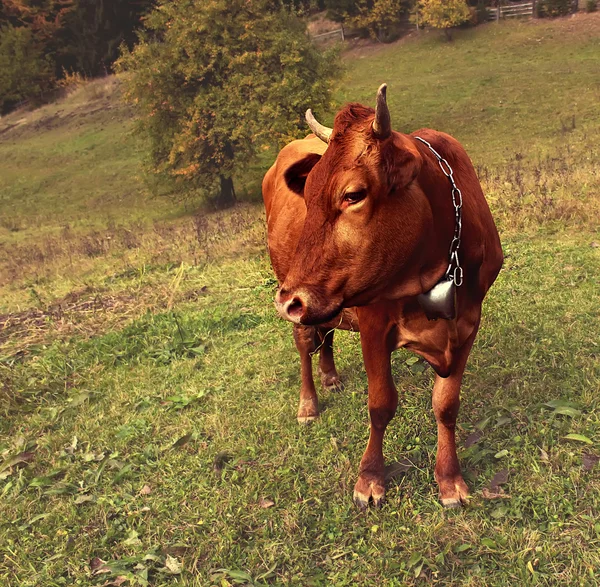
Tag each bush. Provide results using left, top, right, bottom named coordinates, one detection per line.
left=537, top=0, right=573, bottom=17
left=349, top=0, right=413, bottom=42
left=586, top=0, right=598, bottom=11
left=417, top=0, right=471, bottom=40
left=0, top=26, right=54, bottom=113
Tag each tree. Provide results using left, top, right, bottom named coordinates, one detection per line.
left=0, top=24, right=54, bottom=112
left=117, top=0, right=339, bottom=208
left=417, top=0, right=470, bottom=40
left=349, top=0, right=412, bottom=42
left=57, top=0, right=154, bottom=76
left=325, top=0, right=362, bottom=22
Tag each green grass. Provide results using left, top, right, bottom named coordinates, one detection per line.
left=340, top=15, right=600, bottom=165
left=1, top=14, right=600, bottom=587
left=0, top=79, right=190, bottom=246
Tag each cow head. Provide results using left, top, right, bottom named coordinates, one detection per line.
left=276, top=84, right=426, bottom=325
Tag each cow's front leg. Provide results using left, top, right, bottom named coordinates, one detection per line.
left=433, top=321, right=479, bottom=507
left=293, top=324, right=319, bottom=424
left=354, top=315, right=397, bottom=509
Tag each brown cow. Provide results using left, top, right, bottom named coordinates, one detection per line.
left=262, top=85, right=503, bottom=508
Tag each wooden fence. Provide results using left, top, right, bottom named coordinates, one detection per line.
left=311, top=28, right=345, bottom=44
left=487, top=2, right=534, bottom=20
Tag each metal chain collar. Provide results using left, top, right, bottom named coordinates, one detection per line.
left=414, top=136, right=464, bottom=287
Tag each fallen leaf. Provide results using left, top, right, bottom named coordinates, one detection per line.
left=465, top=430, right=483, bottom=448
left=91, top=557, right=110, bottom=575
left=590, top=241, right=599, bottom=248
left=564, top=433, right=593, bottom=445
left=482, top=488, right=511, bottom=500
left=139, top=484, right=152, bottom=496
left=540, top=449, right=549, bottom=463
left=123, top=529, right=141, bottom=546
left=74, top=494, right=94, bottom=505
left=68, top=391, right=91, bottom=408
left=171, top=433, right=192, bottom=449
left=489, top=469, right=509, bottom=492
left=162, top=545, right=191, bottom=557
left=583, top=453, right=599, bottom=471
left=100, top=577, right=127, bottom=587
left=553, top=406, right=581, bottom=418
left=163, top=554, right=182, bottom=575
left=0, top=451, right=35, bottom=473
left=258, top=498, right=275, bottom=509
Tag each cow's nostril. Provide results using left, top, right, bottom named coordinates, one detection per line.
left=286, top=296, right=304, bottom=319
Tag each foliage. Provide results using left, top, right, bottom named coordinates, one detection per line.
left=537, top=0, right=573, bottom=17
left=586, top=0, right=598, bottom=11
left=348, top=0, right=412, bottom=41
left=281, top=0, right=326, bottom=12
left=117, top=0, right=339, bottom=207
left=0, top=25, right=54, bottom=112
left=0, top=0, right=153, bottom=111
left=57, top=0, right=155, bottom=76
left=325, top=0, right=363, bottom=21
left=417, top=0, right=470, bottom=39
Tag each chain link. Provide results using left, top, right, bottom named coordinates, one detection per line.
left=414, top=136, right=463, bottom=287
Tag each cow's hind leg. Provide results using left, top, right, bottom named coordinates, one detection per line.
left=433, top=320, right=480, bottom=507
left=293, top=325, right=319, bottom=424
left=317, top=328, right=343, bottom=391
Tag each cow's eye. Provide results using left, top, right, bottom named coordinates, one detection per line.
left=343, top=190, right=367, bottom=205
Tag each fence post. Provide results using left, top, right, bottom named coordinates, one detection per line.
left=496, top=4, right=501, bottom=21
left=341, top=25, right=345, bottom=41
left=531, top=0, right=537, bottom=17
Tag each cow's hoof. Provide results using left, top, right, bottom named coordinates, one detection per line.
left=323, top=376, right=344, bottom=392
left=438, top=477, right=470, bottom=508
left=297, top=397, right=318, bottom=425
left=353, top=472, right=385, bottom=510
left=319, top=369, right=344, bottom=392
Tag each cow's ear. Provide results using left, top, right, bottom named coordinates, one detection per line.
left=284, top=153, right=322, bottom=196
left=383, top=136, right=423, bottom=191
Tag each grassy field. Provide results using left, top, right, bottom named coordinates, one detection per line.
left=1, top=14, right=600, bottom=587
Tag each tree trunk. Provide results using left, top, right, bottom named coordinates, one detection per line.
left=444, top=28, right=453, bottom=41
left=216, top=174, right=236, bottom=208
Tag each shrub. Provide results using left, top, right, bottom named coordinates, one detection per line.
left=348, top=0, right=413, bottom=42
left=417, top=0, right=471, bottom=40
left=0, top=26, right=54, bottom=113
left=537, top=0, right=573, bottom=17
left=586, top=0, right=598, bottom=11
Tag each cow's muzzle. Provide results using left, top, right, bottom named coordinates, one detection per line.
left=275, top=287, right=341, bottom=325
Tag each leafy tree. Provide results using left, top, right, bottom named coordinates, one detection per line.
left=325, top=0, right=362, bottom=21
left=57, top=0, right=154, bottom=76
left=0, top=24, right=54, bottom=112
left=117, top=0, right=339, bottom=207
left=417, top=0, right=470, bottom=40
left=349, top=0, right=412, bottom=42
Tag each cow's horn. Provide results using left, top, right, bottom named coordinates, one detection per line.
left=305, top=109, right=332, bottom=144
left=372, top=83, right=391, bottom=139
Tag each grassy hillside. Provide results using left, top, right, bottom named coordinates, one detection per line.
left=1, top=14, right=600, bottom=587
